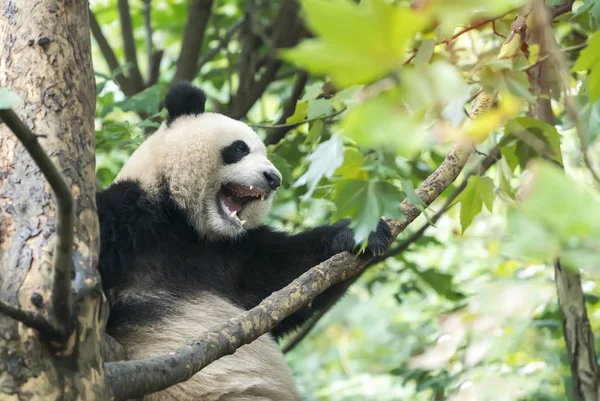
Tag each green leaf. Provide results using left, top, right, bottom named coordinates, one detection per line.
left=269, top=153, right=294, bottom=188
left=281, top=0, right=428, bottom=87
left=504, top=116, right=563, bottom=165
left=573, top=32, right=600, bottom=71
left=457, top=175, right=495, bottom=233
left=341, top=94, right=427, bottom=158
left=307, top=99, right=333, bottom=120
left=305, top=119, right=324, bottom=144
left=0, top=89, right=21, bottom=110
left=334, top=147, right=368, bottom=180
left=333, top=179, right=404, bottom=244
left=580, top=99, right=600, bottom=146
left=102, top=85, right=163, bottom=116
left=286, top=101, right=308, bottom=123
left=414, top=39, right=436, bottom=66
left=502, top=70, right=536, bottom=103
left=519, top=161, right=600, bottom=239
left=294, top=133, right=345, bottom=199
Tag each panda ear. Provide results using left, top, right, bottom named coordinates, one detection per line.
left=164, top=82, right=207, bottom=126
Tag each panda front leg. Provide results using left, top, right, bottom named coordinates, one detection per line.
left=239, top=218, right=392, bottom=339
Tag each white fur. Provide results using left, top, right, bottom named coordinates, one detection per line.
left=116, top=112, right=281, bottom=240
left=110, top=289, right=299, bottom=401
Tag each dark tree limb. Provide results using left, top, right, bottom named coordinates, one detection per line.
left=196, top=16, right=245, bottom=74
left=0, top=108, right=74, bottom=335
left=228, top=0, right=303, bottom=119
left=0, top=300, right=60, bottom=339
left=264, top=71, right=309, bottom=146
left=89, top=9, right=133, bottom=95
left=118, top=0, right=145, bottom=93
left=106, top=144, right=473, bottom=401
left=551, top=0, right=575, bottom=18
left=173, top=0, right=214, bottom=83
left=527, top=1, right=600, bottom=400
left=143, top=0, right=154, bottom=86
left=147, top=50, right=164, bottom=87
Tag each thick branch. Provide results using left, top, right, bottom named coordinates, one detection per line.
left=0, top=109, right=74, bottom=334
left=88, top=10, right=133, bottom=95
left=264, top=71, right=308, bottom=146
left=528, top=1, right=600, bottom=399
left=147, top=50, right=163, bottom=87
left=173, top=0, right=214, bottom=83
left=118, top=0, right=145, bottom=93
left=283, top=145, right=502, bottom=352
left=106, top=144, right=472, bottom=401
left=0, top=300, right=60, bottom=339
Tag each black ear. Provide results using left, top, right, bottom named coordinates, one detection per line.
left=164, top=82, right=207, bottom=126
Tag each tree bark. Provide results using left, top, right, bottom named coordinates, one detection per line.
left=0, top=0, right=107, bottom=399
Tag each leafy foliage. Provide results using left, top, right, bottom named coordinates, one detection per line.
left=87, top=0, right=600, bottom=399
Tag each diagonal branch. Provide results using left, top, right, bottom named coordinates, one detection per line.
left=118, top=0, right=145, bottom=93
left=0, top=109, right=74, bottom=335
left=106, top=144, right=473, bottom=401
left=228, top=0, right=303, bottom=119
left=264, top=71, right=308, bottom=146
left=196, top=16, right=245, bottom=75
left=88, top=10, right=133, bottom=96
left=173, top=0, right=215, bottom=83
left=0, top=300, right=61, bottom=339
left=283, top=144, right=502, bottom=353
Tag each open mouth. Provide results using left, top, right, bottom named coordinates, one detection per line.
left=218, top=182, right=267, bottom=226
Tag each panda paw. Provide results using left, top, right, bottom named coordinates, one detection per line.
left=330, top=219, right=392, bottom=257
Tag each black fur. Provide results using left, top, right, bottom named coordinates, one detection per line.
left=97, top=180, right=392, bottom=339
left=221, top=140, right=250, bottom=164
left=165, top=82, right=207, bottom=126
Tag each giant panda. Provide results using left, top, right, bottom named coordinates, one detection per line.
left=96, top=82, right=392, bottom=401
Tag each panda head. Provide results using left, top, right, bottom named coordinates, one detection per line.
left=115, top=82, right=282, bottom=240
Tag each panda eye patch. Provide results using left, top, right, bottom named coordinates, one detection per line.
left=221, top=140, right=250, bottom=164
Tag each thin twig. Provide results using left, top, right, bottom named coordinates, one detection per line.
left=118, top=0, right=145, bottom=92
left=88, top=10, right=133, bottom=95
left=264, top=71, right=309, bottom=145
left=252, top=108, right=345, bottom=130
left=196, top=16, right=245, bottom=74
left=0, top=300, right=60, bottom=338
left=0, top=109, right=74, bottom=335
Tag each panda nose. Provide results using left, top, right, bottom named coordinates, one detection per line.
left=263, top=171, right=281, bottom=190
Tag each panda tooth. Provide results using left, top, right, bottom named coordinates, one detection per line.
left=231, top=211, right=238, bottom=218
left=249, top=186, right=253, bottom=190
left=260, top=194, right=265, bottom=201
left=240, top=220, right=246, bottom=226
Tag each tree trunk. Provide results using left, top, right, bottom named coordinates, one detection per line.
left=0, top=0, right=107, bottom=399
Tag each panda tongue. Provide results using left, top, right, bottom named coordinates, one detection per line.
left=223, top=195, right=243, bottom=214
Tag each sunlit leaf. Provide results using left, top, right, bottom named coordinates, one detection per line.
left=294, top=133, right=345, bottom=199
left=281, top=0, right=428, bottom=87
left=334, top=147, right=368, bottom=180
left=333, top=178, right=404, bottom=244
left=286, top=101, right=309, bottom=123
left=341, top=94, right=427, bottom=157
left=457, top=175, right=495, bottom=233
left=307, top=98, right=333, bottom=119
